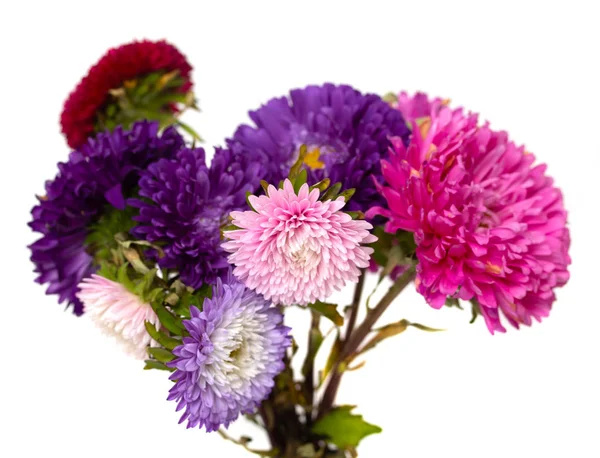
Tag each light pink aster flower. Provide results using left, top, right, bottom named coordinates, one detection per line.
left=77, top=274, right=160, bottom=359
left=222, top=179, right=376, bottom=305
left=368, top=93, right=571, bottom=333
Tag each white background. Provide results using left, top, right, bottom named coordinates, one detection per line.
left=1, top=1, right=599, bottom=457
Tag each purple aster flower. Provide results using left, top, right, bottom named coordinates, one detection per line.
left=167, top=276, right=290, bottom=431
left=226, top=83, right=410, bottom=211
left=29, top=121, right=185, bottom=315
left=131, top=146, right=260, bottom=288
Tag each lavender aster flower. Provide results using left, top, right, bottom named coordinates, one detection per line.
left=29, top=121, right=185, bottom=315
left=131, top=147, right=260, bottom=288
left=227, top=83, right=410, bottom=211
left=167, top=277, right=290, bottom=431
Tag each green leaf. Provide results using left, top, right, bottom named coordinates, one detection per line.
left=358, top=319, right=443, bottom=356
left=144, top=321, right=181, bottom=350
left=150, top=300, right=185, bottom=336
left=312, top=406, right=382, bottom=449
left=147, top=347, right=175, bottom=363
left=143, top=360, right=174, bottom=372
left=175, top=120, right=204, bottom=143
left=308, top=301, right=344, bottom=326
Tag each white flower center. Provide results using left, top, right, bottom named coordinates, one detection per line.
left=202, top=305, right=271, bottom=396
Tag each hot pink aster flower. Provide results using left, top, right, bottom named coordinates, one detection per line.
left=223, top=179, right=376, bottom=305
left=77, top=274, right=160, bottom=359
left=368, top=93, right=571, bottom=333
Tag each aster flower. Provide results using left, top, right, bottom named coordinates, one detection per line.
left=368, top=93, right=571, bottom=333
left=29, top=121, right=185, bottom=315
left=167, top=277, right=290, bottom=431
left=223, top=179, right=376, bottom=306
left=77, top=274, right=160, bottom=359
left=61, top=39, right=193, bottom=149
left=131, top=146, right=261, bottom=289
left=226, top=83, right=410, bottom=212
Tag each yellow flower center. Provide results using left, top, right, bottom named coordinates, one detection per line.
left=303, top=147, right=325, bottom=170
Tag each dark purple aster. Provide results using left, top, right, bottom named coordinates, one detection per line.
left=29, top=121, right=185, bottom=315
left=167, top=276, right=290, bottom=431
left=226, top=83, right=410, bottom=211
left=131, top=146, right=260, bottom=288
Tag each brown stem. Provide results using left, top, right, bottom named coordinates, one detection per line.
left=317, top=266, right=416, bottom=418
left=344, top=269, right=366, bottom=343
left=259, top=402, right=280, bottom=452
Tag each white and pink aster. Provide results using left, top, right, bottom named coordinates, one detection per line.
left=76, top=274, right=160, bottom=359
left=222, top=179, right=376, bottom=305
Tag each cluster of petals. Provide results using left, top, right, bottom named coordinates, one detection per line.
left=167, top=277, right=290, bottom=431
left=77, top=274, right=160, bottom=359
left=61, top=39, right=192, bottom=149
left=223, top=180, right=376, bottom=305
left=368, top=93, right=570, bottom=333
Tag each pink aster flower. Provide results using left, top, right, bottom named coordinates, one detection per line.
left=223, top=179, right=376, bottom=305
left=76, top=274, right=160, bottom=359
left=368, top=93, right=571, bottom=333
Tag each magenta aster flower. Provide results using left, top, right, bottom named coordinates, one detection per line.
left=77, top=274, right=160, bottom=359
left=223, top=180, right=376, bottom=305
left=368, top=93, right=571, bottom=333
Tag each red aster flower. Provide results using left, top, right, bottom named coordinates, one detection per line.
left=60, top=39, right=194, bottom=149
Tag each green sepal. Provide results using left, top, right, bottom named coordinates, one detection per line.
left=288, top=144, right=308, bottom=181
left=309, top=178, right=331, bottom=193
left=147, top=347, right=175, bottom=363
left=382, top=91, right=398, bottom=105
left=293, top=169, right=308, bottom=193
left=470, top=299, right=481, bottom=323
left=445, top=297, right=463, bottom=309
left=320, top=182, right=342, bottom=202
left=245, top=191, right=256, bottom=211
left=338, top=188, right=355, bottom=203
left=346, top=211, right=365, bottom=220
left=260, top=180, right=270, bottom=193
left=143, top=360, right=175, bottom=372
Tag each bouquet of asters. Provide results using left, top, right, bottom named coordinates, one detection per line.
left=29, top=40, right=571, bottom=458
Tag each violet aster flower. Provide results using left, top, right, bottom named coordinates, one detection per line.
left=223, top=179, right=376, bottom=305
left=77, top=274, right=160, bottom=359
left=29, top=121, right=185, bottom=315
left=368, top=93, right=571, bottom=333
left=167, top=277, right=290, bottom=431
left=226, top=83, right=410, bottom=212
left=131, top=147, right=260, bottom=288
